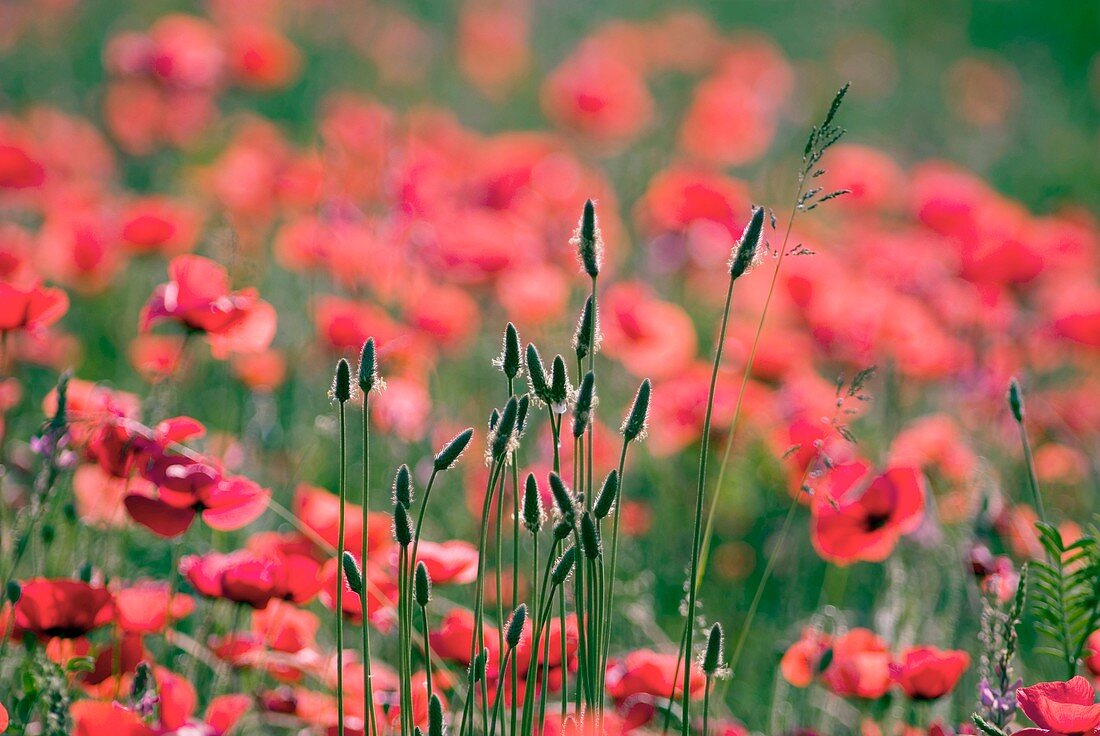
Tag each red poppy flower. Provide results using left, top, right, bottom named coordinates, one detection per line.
left=429, top=608, right=500, bottom=668
left=821, top=628, right=893, bottom=700
left=124, top=455, right=269, bottom=538
left=780, top=628, right=832, bottom=688
left=600, top=282, right=697, bottom=380
left=605, top=649, right=706, bottom=703
left=1015, top=676, right=1100, bottom=735
left=890, top=646, right=969, bottom=700
left=114, top=581, right=194, bottom=633
left=0, top=280, right=69, bottom=333
left=294, top=483, right=393, bottom=558
left=225, top=25, right=302, bottom=90
left=118, top=197, right=201, bottom=255
left=1086, top=632, right=1100, bottom=679
left=410, top=540, right=479, bottom=586
left=811, top=462, right=926, bottom=566
left=71, top=701, right=154, bottom=736
left=180, top=550, right=296, bottom=609
left=140, top=255, right=276, bottom=356
left=14, top=578, right=115, bottom=639
left=0, top=143, right=45, bottom=189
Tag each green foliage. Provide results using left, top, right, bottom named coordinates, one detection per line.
left=971, top=714, right=1009, bottom=736
left=8, top=646, right=74, bottom=736
left=1029, top=521, right=1100, bottom=677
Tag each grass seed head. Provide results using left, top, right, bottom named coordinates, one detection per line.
left=428, top=694, right=444, bottom=736
left=415, top=560, right=432, bottom=607
left=550, top=355, right=571, bottom=414
left=358, top=338, right=383, bottom=394
left=580, top=511, right=602, bottom=559
left=393, top=464, right=412, bottom=508
left=730, top=206, right=766, bottom=280
left=506, top=603, right=527, bottom=648
left=548, top=471, right=575, bottom=526
left=497, top=322, right=522, bottom=380
left=594, top=470, right=618, bottom=520
left=525, top=343, right=551, bottom=404
left=551, top=545, right=577, bottom=586
left=572, top=199, right=602, bottom=278
left=572, top=295, right=601, bottom=361
left=621, top=378, right=651, bottom=443
left=1008, top=378, right=1024, bottom=422
left=342, top=551, right=364, bottom=595
left=331, top=358, right=352, bottom=403
left=434, top=428, right=474, bottom=472
left=572, top=370, right=596, bottom=438
left=393, top=501, right=412, bottom=547
left=523, top=473, right=543, bottom=533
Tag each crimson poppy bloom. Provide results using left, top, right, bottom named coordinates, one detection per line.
left=0, top=280, right=68, bottom=333
left=410, top=540, right=479, bottom=586
left=780, top=628, right=832, bottom=688
left=180, top=550, right=290, bottom=609
left=114, top=581, right=194, bottom=633
left=429, top=608, right=500, bottom=668
left=140, top=255, right=276, bottom=357
left=605, top=649, right=706, bottom=703
left=821, top=628, right=893, bottom=700
left=71, top=701, right=153, bottom=736
left=1015, top=676, right=1100, bottom=735
left=14, top=578, right=115, bottom=639
left=890, top=646, right=970, bottom=700
left=811, top=462, right=926, bottom=566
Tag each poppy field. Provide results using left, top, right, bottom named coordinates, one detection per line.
left=0, top=1, right=1098, bottom=735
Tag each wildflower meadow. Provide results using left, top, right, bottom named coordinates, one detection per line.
left=0, top=2, right=1097, bottom=735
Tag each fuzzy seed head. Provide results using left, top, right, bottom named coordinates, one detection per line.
left=1008, top=378, right=1024, bottom=422
left=473, top=648, right=489, bottom=681
left=489, top=396, right=519, bottom=461
left=393, top=464, right=412, bottom=508
left=516, top=395, right=530, bottom=437
left=551, top=545, right=577, bottom=586
left=415, top=561, right=432, bottom=607
left=434, top=428, right=474, bottom=472
left=428, top=694, right=444, bottom=736
left=505, top=604, right=527, bottom=649
left=342, top=551, right=364, bottom=595
left=522, top=473, right=543, bottom=533
left=332, top=358, right=352, bottom=403
left=496, top=323, right=522, bottom=380
left=621, top=379, right=651, bottom=442
left=358, top=338, right=384, bottom=394
left=572, top=371, right=596, bottom=439
left=572, top=199, right=603, bottom=278
left=593, top=470, right=618, bottom=520
left=572, top=296, right=601, bottom=361
left=525, top=343, right=551, bottom=404
left=702, top=622, right=726, bottom=675
left=580, top=512, right=602, bottom=559
left=550, top=355, right=571, bottom=414
left=730, top=206, right=766, bottom=279
left=548, top=472, right=575, bottom=526
left=393, top=502, right=412, bottom=547
left=553, top=520, right=573, bottom=541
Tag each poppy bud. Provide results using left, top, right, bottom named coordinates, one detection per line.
left=702, top=622, right=725, bottom=675
left=572, top=371, right=595, bottom=439
left=490, top=397, right=519, bottom=460
left=5, top=580, right=21, bottom=604
left=580, top=512, right=602, bottom=559
left=434, top=429, right=474, bottom=472
left=1008, top=378, right=1024, bottom=422
left=526, top=344, right=551, bottom=403
left=415, top=561, right=432, bottom=607
left=393, top=464, right=412, bottom=508
left=574, top=199, right=602, bottom=278
left=548, top=472, right=574, bottom=525
left=573, top=296, right=598, bottom=361
left=593, top=470, right=618, bottom=520
left=428, top=694, right=444, bottom=736
left=500, top=323, right=521, bottom=380
left=393, top=502, right=412, bottom=547
left=332, top=359, right=352, bottom=403
left=730, top=206, right=765, bottom=280
left=522, top=474, right=543, bottom=533
left=621, top=379, right=651, bottom=442
left=358, top=338, right=382, bottom=394
left=551, top=546, right=576, bottom=586
left=342, top=552, right=363, bottom=595
left=505, top=604, right=527, bottom=649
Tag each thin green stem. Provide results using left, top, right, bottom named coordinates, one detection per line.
left=361, top=399, right=378, bottom=736
left=336, top=402, right=347, bottom=736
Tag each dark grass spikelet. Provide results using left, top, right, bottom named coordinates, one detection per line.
left=393, top=464, right=412, bottom=508
left=332, top=358, right=352, bottom=403
left=497, top=323, right=522, bottom=380
left=522, top=474, right=543, bottom=533
left=434, top=428, right=475, bottom=472
left=548, top=472, right=575, bottom=526
left=729, top=206, right=765, bottom=280
left=572, top=296, right=599, bottom=362
left=572, top=370, right=596, bottom=438
left=702, top=623, right=725, bottom=675
left=428, top=694, right=444, bottom=736
left=550, top=355, right=570, bottom=412
left=580, top=512, right=602, bottom=559
left=415, top=561, right=432, bottom=607
left=6, top=580, right=21, bottom=604
left=358, top=338, right=382, bottom=394
left=342, top=551, right=364, bottom=595
left=551, top=546, right=577, bottom=586
left=1008, top=378, right=1024, bottom=422
left=621, top=379, right=651, bottom=442
left=526, top=344, right=551, bottom=404
left=473, top=648, right=489, bottom=682
left=594, top=470, right=618, bottom=520
left=393, top=502, right=412, bottom=547
left=506, top=604, right=528, bottom=649
left=490, top=396, right=519, bottom=461
left=516, top=395, right=530, bottom=436
left=573, top=199, right=602, bottom=278
left=553, top=520, right=573, bottom=541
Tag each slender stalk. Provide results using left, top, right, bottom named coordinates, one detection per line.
left=601, top=440, right=630, bottom=676
left=1016, top=412, right=1047, bottom=525
left=702, top=676, right=713, bottom=736
left=678, top=274, right=736, bottom=736
left=361, top=399, right=378, bottom=736
left=336, top=401, right=347, bottom=736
